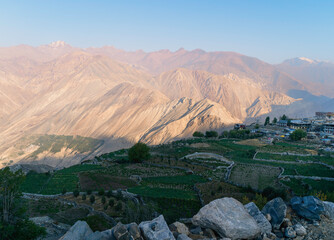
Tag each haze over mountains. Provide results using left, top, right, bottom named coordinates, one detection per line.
left=0, top=41, right=333, bottom=167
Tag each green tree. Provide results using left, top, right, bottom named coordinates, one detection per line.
left=264, top=116, right=270, bottom=126
left=0, top=167, right=25, bottom=223
left=128, top=142, right=150, bottom=163
left=280, top=114, right=288, bottom=120
left=0, top=167, right=46, bottom=240
left=73, top=189, right=79, bottom=198
left=193, top=131, right=204, bottom=137
left=290, top=129, right=307, bottom=141
left=255, top=124, right=260, bottom=129
left=82, top=194, right=87, bottom=201
left=101, top=196, right=106, bottom=204
left=205, top=131, right=218, bottom=138
left=272, top=117, right=277, bottom=124
left=90, top=195, right=95, bottom=204
left=98, top=188, right=105, bottom=196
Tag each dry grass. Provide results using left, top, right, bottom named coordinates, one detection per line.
left=236, top=139, right=267, bottom=147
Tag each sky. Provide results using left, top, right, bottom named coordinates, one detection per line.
left=0, top=0, right=333, bottom=63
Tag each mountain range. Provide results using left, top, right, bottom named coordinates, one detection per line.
left=0, top=41, right=333, bottom=167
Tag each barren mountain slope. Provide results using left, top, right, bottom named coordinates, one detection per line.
left=150, top=68, right=297, bottom=119
left=140, top=98, right=240, bottom=144
left=0, top=53, right=242, bottom=167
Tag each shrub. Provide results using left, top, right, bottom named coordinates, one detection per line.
left=101, top=196, right=106, bottom=204
left=242, top=195, right=250, bottom=204
left=98, top=188, right=105, bottom=196
left=253, top=193, right=267, bottom=209
left=116, top=190, right=124, bottom=200
left=73, top=189, right=79, bottom=198
left=128, top=142, right=150, bottom=163
left=87, top=189, right=92, bottom=195
left=90, top=195, right=95, bottom=204
left=115, top=202, right=122, bottom=211
left=109, top=199, right=115, bottom=207
left=106, top=190, right=112, bottom=198
left=262, top=187, right=287, bottom=200
left=82, top=194, right=86, bottom=200
left=193, top=131, right=204, bottom=138
left=84, top=215, right=110, bottom=232
left=313, top=191, right=327, bottom=201
left=0, top=219, right=46, bottom=240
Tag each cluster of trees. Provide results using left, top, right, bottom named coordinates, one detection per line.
left=193, top=131, right=218, bottom=138
left=221, top=129, right=262, bottom=139
left=0, top=167, right=46, bottom=239
left=264, top=115, right=287, bottom=126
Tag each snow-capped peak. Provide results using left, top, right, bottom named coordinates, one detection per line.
left=298, top=57, right=315, bottom=64
left=48, top=40, right=68, bottom=48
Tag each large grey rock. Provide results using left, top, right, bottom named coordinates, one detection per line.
left=112, top=222, right=131, bottom=240
left=139, top=215, right=175, bottom=240
left=290, top=196, right=325, bottom=220
left=261, top=197, right=287, bottom=229
left=86, top=231, right=110, bottom=240
left=323, top=201, right=334, bottom=220
left=244, top=202, right=272, bottom=234
left=293, top=223, right=307, bottom=236
left=59, top=221, right=93, bottom=240
left=127, top=222, right=143, bottom=240
left=177, top=234, right=192, bottom=240
left=192, top=197, right=261, bottom=240
left=169, top=222, right=189, bottom=236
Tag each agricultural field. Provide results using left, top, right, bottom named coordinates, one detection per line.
left=256, top=152, right=334, bottom=166
left=229, top=164, right=281, bottom=190
left=21, top=136, right=334, bottom=224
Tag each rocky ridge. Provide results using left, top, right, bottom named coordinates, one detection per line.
left=34, top=196, right=334, bottom=240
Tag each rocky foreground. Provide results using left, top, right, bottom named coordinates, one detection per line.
left=32, top=196, right=334, bottom=240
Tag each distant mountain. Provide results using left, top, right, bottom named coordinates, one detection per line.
left=87, top=47, right=304, bottom=94
left=277, top=58, right=334, bottom=97
left=0, top=42, right=333, bottom=167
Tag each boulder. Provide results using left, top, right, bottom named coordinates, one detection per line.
left=244, top=202, right=272, bottom=234
left=293, top=223, right=307, bottom=236
left=284, top=226, right=296, bottom=238
left=192, top=197, right=261, bottom=240
left=290, top=196, right=325, bottom=220
left=59, top=220, right=93, bottom=240
left=86, top=231, right=110, bottom=240
left=261, top=197, right=287, bottom=229
left=112, top=222, right=131, bottom=240
left=323, top=201, right=334, bottom=220
left=139, top=215, right=175, bottom=240
left=127, top=223, right=143, bottom=240
left=177, top=234, right=192, bottom=240
left=169, top=222, right=189, bottom=236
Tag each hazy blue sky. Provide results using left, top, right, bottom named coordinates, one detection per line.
left=1, top=0, right=333, bottom=63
